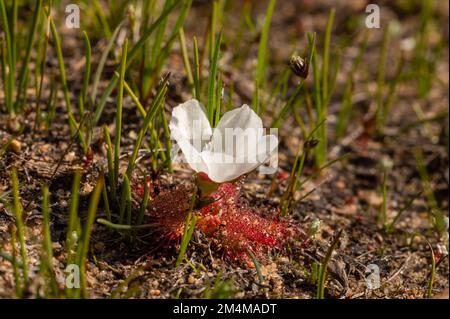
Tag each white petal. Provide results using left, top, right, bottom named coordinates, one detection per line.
left=204, top=133, right=278, bottom=183
left=169, top=99, right=212, bottom=174
left=211, top=104, right=263, bottom=154
left=174, top=137, right=209, bottom=174
left=169, top=99, right=212, bottom=153
left=216, top=104, right=263, bottom=131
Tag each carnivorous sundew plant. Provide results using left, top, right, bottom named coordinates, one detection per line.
left=148, top=98, right=298, bottom=264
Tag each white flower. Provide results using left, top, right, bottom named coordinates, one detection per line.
left=169, top=99, right=278, bottom=183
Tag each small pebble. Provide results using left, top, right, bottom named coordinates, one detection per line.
left=150, top=289, right=161, bottom=296
left=188, top=275, right=195, bottom=284
left=9, top=139, right=21, bottom=154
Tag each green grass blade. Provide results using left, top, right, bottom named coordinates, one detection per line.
left=10, top=168, right=28, bottom=285
left=41, top=185, right=53, bottom=269
left=0, top=0, right=14, bottom=113
left=316, top=9, right=335, bottom=167
left=414, top=148, right=447, bottom=235
left=102, top=183, right=112, bottom=222
left=160, top=101, right=173, bottom=173
left=93, top=72, right=119, bottom=125
left=10, top=226, right=22, bottom=297
left=376, top=26, right=390, bottom=130
left=336, top=31, right=368, bottom=139
left=66, top=170, right=82, bottom=266
left=0, top=37, right=6, bottom=112
left=316, top=229, right=342, bottom=299
left=426, top=241, right=436, bottom=299
left=179, top=27, right=194, bottom=88
left=193, top=36, right=201, bottom=100
left=41, top=184, right=59, bottom=297
left=103, top=125, right=116, bottom=202
left=272, top=82, right=304, bottom=128
left=81, top=31, right=92, bottom=110
left=176, top=189, right=198, bottom=267
left=97, top=218, right=158, bottom=231
left=15, top=0, right=43, bottom=110
left=136, top=173, right=150, bottom=226
left=114, top=39, right=128, bottom=190
left=383, top=53, right=405, bottom=126
left=207, top=30, right=222, bottom=125
left=118, top=174, right=131, bottom=225
left=321, top=9, right=335, bottom=106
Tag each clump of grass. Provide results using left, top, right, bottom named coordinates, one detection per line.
left=92, top=0, right=187, bottom=121
left=33, top=9, right=52, bottom=131
left=48, top=13, right=89, bottom=154
left=0, top=0, right=43, bottom=114
left=134, top=0, right=191, bottom=106
left=102, top=65, right=168, bottom=226
left=413, top=0, right=441, bottom=99
left=335, top=30, right=368, bottom=139
left=65, top=171, right=105, bottom=299
left=2, top=171, right=105, bottom=298
left=178, top=14, right=224, bottom=128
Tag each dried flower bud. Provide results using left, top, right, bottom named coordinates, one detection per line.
left=289, top=55, right=309, bottom=78
left=304, top=138, right=319, bottom=150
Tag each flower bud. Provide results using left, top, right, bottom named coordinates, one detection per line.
left=304, top=138, right=319, bottom=150
left=289, top=55, right=309, bottom=79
